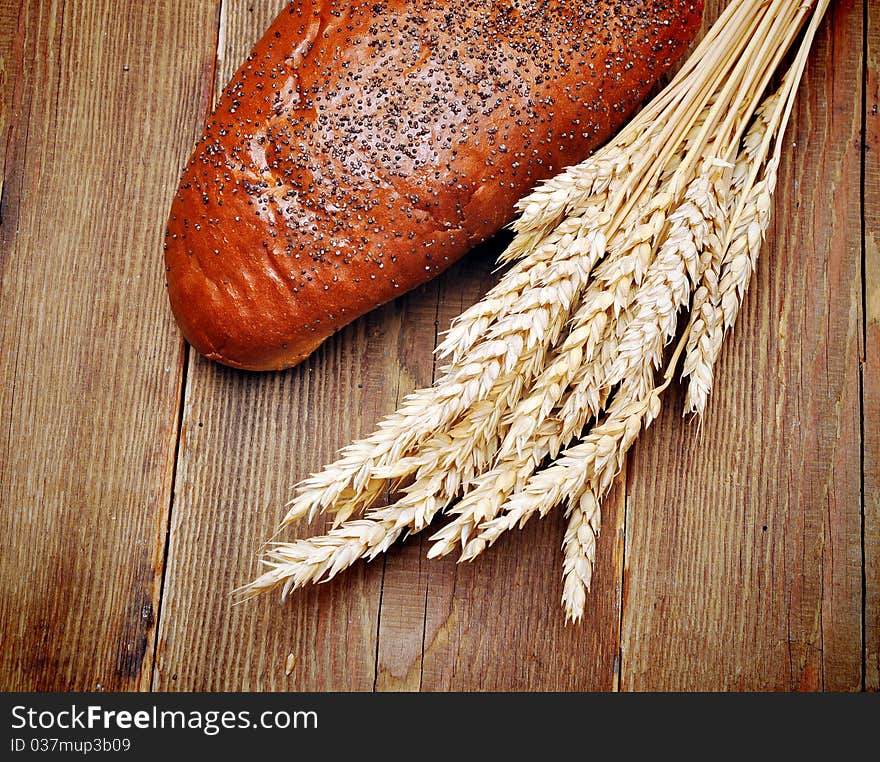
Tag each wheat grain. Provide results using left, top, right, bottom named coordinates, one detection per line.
left=452, top=174, right=720, bottom=574
left=437, top=210, right=611, bottom=363
left=428, top=201, right=667, bottom=558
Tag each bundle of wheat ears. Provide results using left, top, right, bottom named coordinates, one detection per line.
left=240, top=0, right=831, bottom=622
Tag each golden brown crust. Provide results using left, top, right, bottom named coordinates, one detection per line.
left=165, top=0, right=704, bottom=371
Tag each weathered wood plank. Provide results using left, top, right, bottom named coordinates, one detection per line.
left=399, top=238, right=625, bottom=692
left=0, top=0, right=20, bottom=183
left=0, top=0, right=216, bottom=690
left=620, top=0, right=865, bottom=690
left=156, top=0, right=626, bottom=692
left=153, top=0, right=414, bottom=690
left=2, top=0, right=867, bottom=693
left=864, top=0, right=879, bottom=693
left=371, top=275, right=440, bottom=692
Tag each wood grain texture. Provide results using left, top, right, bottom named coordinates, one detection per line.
left=417, top=241, right=625, bottom=691
left=0, top=0, right=19, bottom=185
left=154, top=0, right=393, bottom=690
left=371, top=235, right=627, bottom=691
left=0, top=0, right=872, bottom=692
left=620, top=0, right=866, bottom=691
left=0, top=0, right=216, bottom=690
left=864, top=0, right=879, bottom=692
left=371, top=278, right=443, bottom=692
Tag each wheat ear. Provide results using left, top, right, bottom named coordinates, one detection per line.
left=561, top=489, right=601, bottom=624
left=431, top=173, right=715, bottom=563
left=282, top=232, right=600, bottom=526
left=682, top=0, right=824, bottom=417
left=427, top=203, right=665, bottom=558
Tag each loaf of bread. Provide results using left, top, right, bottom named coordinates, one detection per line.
left=165, top=0, right=703, bottom=370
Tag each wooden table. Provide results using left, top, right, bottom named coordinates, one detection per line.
left=1, top=0, right=876, bottom=692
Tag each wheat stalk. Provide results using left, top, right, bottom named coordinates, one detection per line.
left=239, top=0, right=832, bottom=618
left=428, top=187, right=678, bottom=559
left=683, top=0, right=826, bottom=415
left=557, top=1, right=830, bottom=619
left=436, top=162, right=722, bottom=564
left=428, top=107, right=732, bottom=559
left=456, top=171, right=719, bottom=560
left=437, top=211, right=610, bottom=362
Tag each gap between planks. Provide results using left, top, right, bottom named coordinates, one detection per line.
left=148, top=0, right=224, bottom=692
left=861, top=0, right=879, bottom=692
